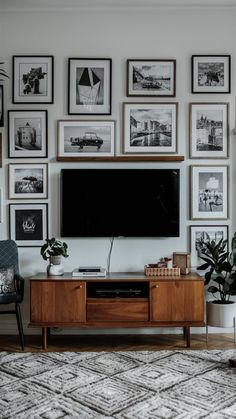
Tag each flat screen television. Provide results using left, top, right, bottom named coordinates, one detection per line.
left=61, top=169, right=180, bottom=237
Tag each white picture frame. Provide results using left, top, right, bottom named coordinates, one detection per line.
left=190, top=165, right=228, bottom=220
left=9, top=163, right=48, bottom=199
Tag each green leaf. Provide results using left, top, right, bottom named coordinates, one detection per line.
left=208, top=286, right=218, bottom=294
left=197, top=262, right=210, bottom=270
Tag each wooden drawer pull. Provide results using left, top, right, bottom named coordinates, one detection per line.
left=154, top=285, right=159, bottom=288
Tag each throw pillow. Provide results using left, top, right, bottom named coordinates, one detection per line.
left=0, top=267, right=15, bottom=294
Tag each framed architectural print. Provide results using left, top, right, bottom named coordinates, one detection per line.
left=190, top=165, right=228, bottom=220
left=68, top=58, right=112, bottom=115
left=189, top=225, right=228, bottom=268
left=191, top=55, right=231, bottom=93
left=9, top=163, right=48, bottom=199
left=189, top=103, right=229, bottom=158
left=58, top=120, right=115, bottom=158
left=9, top=203, right=48, bottom=247
left=0, top=85, right=3, bottom=126
left=123, top=102, right=178, bottom=154
left=13, top=55, right=54, bottom=103
left=127, top=59, right=176, bottom=97
left=8, top=110, right=48, bottom=158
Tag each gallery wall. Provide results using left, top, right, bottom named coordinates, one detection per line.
left=0, top=4, right=236, bottom=333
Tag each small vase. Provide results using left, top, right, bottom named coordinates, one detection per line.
left=47, top=256, right=64, bottom=276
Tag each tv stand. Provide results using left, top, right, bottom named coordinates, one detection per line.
left=29, top=272, right=204, bottom=350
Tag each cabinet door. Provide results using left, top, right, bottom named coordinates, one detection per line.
left=150, top=280, right=204, bottom=322
left=31, top=281, right=86, bottom=323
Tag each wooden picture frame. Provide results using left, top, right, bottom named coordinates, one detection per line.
left=191, top=55, right=231, bottom=93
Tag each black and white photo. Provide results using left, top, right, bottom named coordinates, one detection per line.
left=58, top=120, right=115, bottom=157
left=8, top=110, right=47, bottom=158
left=127, top=59, right=176, bottom=96
left=0, top=188, right=2, bottom=223
left=0, top=133, right=2, bottom=168
left=192, top=55, right=231, bottom=93
left=13, top=55, right=54, bottom=103
left=123, top=103, right=178, bottom=153
left=9, top=163, right=48, bottom=199
left=190, top=103, right=229, bottom=158
left=190, top=225, right=228, bottom=267
left=0, top=86, right=3, bottom=126
left=9, top=203, right=48, bottom=247
left=68, top=58, right=111, bottom=115
left=191, top=166, right=228, bottom=219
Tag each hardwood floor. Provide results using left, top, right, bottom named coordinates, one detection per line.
left=0, top=333, right=235, bottom=352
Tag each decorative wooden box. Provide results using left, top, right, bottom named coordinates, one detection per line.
left=144, top=265, right=181, bottom=276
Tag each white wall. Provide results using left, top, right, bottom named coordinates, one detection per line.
left=0, top=6, right=236, bottom=334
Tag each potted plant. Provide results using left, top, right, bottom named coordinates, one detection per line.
left=197, top=233, right=236, bottom=327
left=40, top=237, right=69, bottom=276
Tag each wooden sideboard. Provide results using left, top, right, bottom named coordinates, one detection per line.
left=29, top=272, right=205, bottom=349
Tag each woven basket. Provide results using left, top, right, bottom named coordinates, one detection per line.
left=144, top=266, right=181, bottom=276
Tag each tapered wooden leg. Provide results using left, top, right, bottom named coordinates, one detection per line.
left=185, top=326, right=190, bottom=347
left=229, top=358, right=236, bottom=367
left=183, top=327, right=186, bottom=339
left=42, top=327, right=48, bottom=350
left=15, top=303, right=24, bottom=351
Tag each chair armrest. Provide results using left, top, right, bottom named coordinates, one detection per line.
left=14, top=274, right=25, bottom=301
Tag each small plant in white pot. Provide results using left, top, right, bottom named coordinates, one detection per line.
left=197, top=233, right=236, bottom=327
left=40, top=237, right=69, bottom=276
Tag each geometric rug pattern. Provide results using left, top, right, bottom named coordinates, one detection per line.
left=0, top=349, right=236, bottom=418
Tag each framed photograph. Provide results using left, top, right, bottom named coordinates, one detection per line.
left=58, top=120, right=115, bottom=158
left=189, top=225, right=228, bottom=268
left=127, top=59, right=176, bottom=97
left=68, top=58, right=112, bottom=115
left=8, top=110, right=47, bottom=158
left=189, top=103, right=229, bottom=158
left=13, top=55, right=54, bottom=103
left=0, top=85, right=3, bottom=126
left=9, top=163, right=48, bottom=199
left=191, top=55, right=231, bottom=93
left=123, top=102, right=178, bottom=154
left=9, top=203, right=48, bottom=247
left=0, top=188, right=2, bottom=223
left=0, top=133, right=2, bottom=168
left=190, top=165, right=228, bottom=220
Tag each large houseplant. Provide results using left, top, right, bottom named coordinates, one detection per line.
left=40, top=237, right=69, bottom=276
left=197, top=233, right=236, bottom=327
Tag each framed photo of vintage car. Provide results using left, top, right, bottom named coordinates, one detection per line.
left=13, top=55, right=54, bottom=103
left=9, top=163, right=48, bottom=199
left=127, top=59, right=176, bottom=97
left=58, top=120, right=115, bottom=158
left=8, top=110, right=48, bottom=158
left=191, top=55, right=231, bottom=93
left=68, top=58, right=112, bottom=115
left=9, top=203, right=48, bottom=247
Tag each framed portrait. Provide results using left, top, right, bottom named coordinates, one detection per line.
left=127, top=59, right=176, bottom=97
left=13, top=55, right=54, bottom=103
left=9, top=163, right=48, bottom=199
left=0, top=188, right=2, bottom=223
left=189, top=225, right=228, bottom=268
left=189, top=103, right=229, bottom=158
left=8, top=110, right=47, bottom=158
left=123, top=102, right=178, bottom=154
left=9, top=203, right=48, bottom=247
left=190, top=165, right=228, bottom=220
left=0, top=85, right=3, bottom=127
left=191, top=55, right=231, bottom=93
left=68, top=58, right=112, bottom=115
left=58, top=120, right=115, bottom=158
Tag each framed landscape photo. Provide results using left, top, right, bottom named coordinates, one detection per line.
left=9, top=163, right=48, bottom=199
left=9, top=203, right=48, bottom=247
left=127, top=59, right=176, bottom=97
left=8, top=110, right=47, bottom=158
left=68, top=58, right=112, bottom=115
left=190, top=165, right=228, bottom=220
left=13, top=55, right=54, bottom=103
left=0, top=85, right=3, bottom=126
left=189, top=225, right=228, bottom=268
left=58, top=120, right=115, bottom=158
left=189, top=103, right=229, bottom=158
left=191, top=55, right=231, bottom=93
left=123, top=102, right=178, bottom=154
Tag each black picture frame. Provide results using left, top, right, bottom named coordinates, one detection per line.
left=68, top=58, right=112, bottom=115
left=0, top=86, right=3, bottom=127
left=12, top=55, right=54, bottom=104
left=191, top=55, right=231, bottom=94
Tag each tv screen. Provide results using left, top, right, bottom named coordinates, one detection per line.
left=61, top=169, right=180, bottom=237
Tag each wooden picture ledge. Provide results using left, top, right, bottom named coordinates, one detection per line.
left=56, top=155, right=185, bottom=162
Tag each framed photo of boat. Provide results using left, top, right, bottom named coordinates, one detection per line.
left=127, top=59, right=176, bottom=97
left=68, top=58, right=112, bottom=115
left=12, top=55, right=54, bottom=103
left=189, top=102, right=229, bottom=159
left=191, top=55, right=231, bottom=93
left=123, top=102, right=178, bottom=154
left=58, top=120, right=115, bottom=158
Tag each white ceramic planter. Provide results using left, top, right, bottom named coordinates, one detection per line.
left=207, top=300, right=236, bottom=327
left=47, top=256, right=64, bottom=276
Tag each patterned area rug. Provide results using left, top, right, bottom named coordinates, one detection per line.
left=0, top=350, right=236, bottom=418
